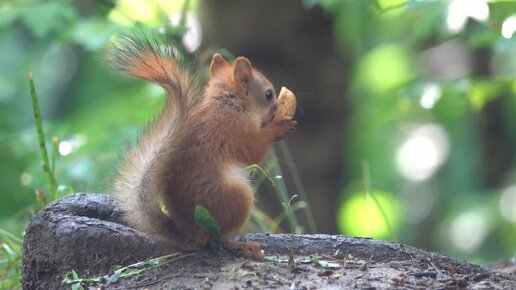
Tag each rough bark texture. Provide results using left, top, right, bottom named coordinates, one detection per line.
left=23, top=193, right=515, bottom=289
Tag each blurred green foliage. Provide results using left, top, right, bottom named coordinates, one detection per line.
left=0, top=0, right=197, bottom=220
left=0, top=0, right=195, bottom=286
left=0, top=1, right=515, bottom=286
left=309, top=0, right=516, bottom=263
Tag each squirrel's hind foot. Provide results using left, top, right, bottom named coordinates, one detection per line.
left=222, top=240, right=264, bottom=260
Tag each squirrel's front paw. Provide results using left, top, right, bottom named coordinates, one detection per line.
left=272, top=117, right=297, bottom=141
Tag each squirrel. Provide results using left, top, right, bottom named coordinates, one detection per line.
left=110, top=36, right=296, bottom=260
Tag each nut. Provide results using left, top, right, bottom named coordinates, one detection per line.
left=274, top=87, right=297, bottom=120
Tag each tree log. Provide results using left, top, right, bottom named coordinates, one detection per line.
left=22, top=193, right=515, bottom=289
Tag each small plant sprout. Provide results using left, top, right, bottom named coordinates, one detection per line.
left=282, top=194, right=298, bottom=272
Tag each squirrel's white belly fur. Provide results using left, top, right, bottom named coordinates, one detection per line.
left=223, top=164, right=250, bottom=185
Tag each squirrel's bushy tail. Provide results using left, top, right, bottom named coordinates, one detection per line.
left=110, top=35, right=199, bottom=236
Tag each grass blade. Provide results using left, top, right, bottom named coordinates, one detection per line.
left=270, top=149, right=299, bottom=232
left=28, top=71, right=57, bottom=197
left=278, top=140, right=317, bottom=233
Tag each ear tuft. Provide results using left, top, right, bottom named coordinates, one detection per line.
left=210, top=53, right=229, bottom=76
left=233, top=57, right=252, bottom=86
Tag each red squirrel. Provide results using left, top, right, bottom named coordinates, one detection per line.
left=111, top=36, right=296, bottom=259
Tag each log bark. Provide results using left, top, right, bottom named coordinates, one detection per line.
left=22, top=193, right=515, bottom=289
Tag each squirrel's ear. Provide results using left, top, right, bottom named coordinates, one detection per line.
left=233, top=57, right=252, bottom=87
left=210, top=53, right=229, bottom=76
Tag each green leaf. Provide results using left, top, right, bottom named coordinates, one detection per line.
left=194, top=205, right=221, bottom=238
left=71, top=282, right=83, bottom=290
left=71, top=270, right=79, bottom=280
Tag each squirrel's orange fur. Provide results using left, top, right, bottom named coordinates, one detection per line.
left=111, top=36, right=296, bottom=259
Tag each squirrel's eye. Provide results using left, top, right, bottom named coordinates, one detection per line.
left=265, top=90, right=273, bottom=101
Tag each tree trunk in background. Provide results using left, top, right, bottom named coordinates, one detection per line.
left=199, top=0, right=351, bottom=234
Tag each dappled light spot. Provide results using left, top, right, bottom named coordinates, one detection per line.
left=113, top=0, right=156, bottom=23
left=357, top=44, right=413, bottom=94
left=20, top=172, right=33, bottom=186
left=500, top=185, right=516, bottom=222
left=337, top=191, right=401, bottom=240
left=396, top=124, right=449, bottom=182
left=399, top=183, right=434, bottom=225
left=108, top=0, right=199, bottom=27
left=419, top=83, right=441, bottom=109
left=58, top=141, right=72, bottom=156
left=446, top=0, right=489, bottom=34
left=501, top=16, right=516, bottom=39
left=449, top=211, right=489, bottom=253
left=169, top=13, right=202, bottom=53
left=58, top=134, right=88, bottom=156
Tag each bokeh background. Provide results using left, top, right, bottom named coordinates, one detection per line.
left=1, top=0, right=516, bottom=282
